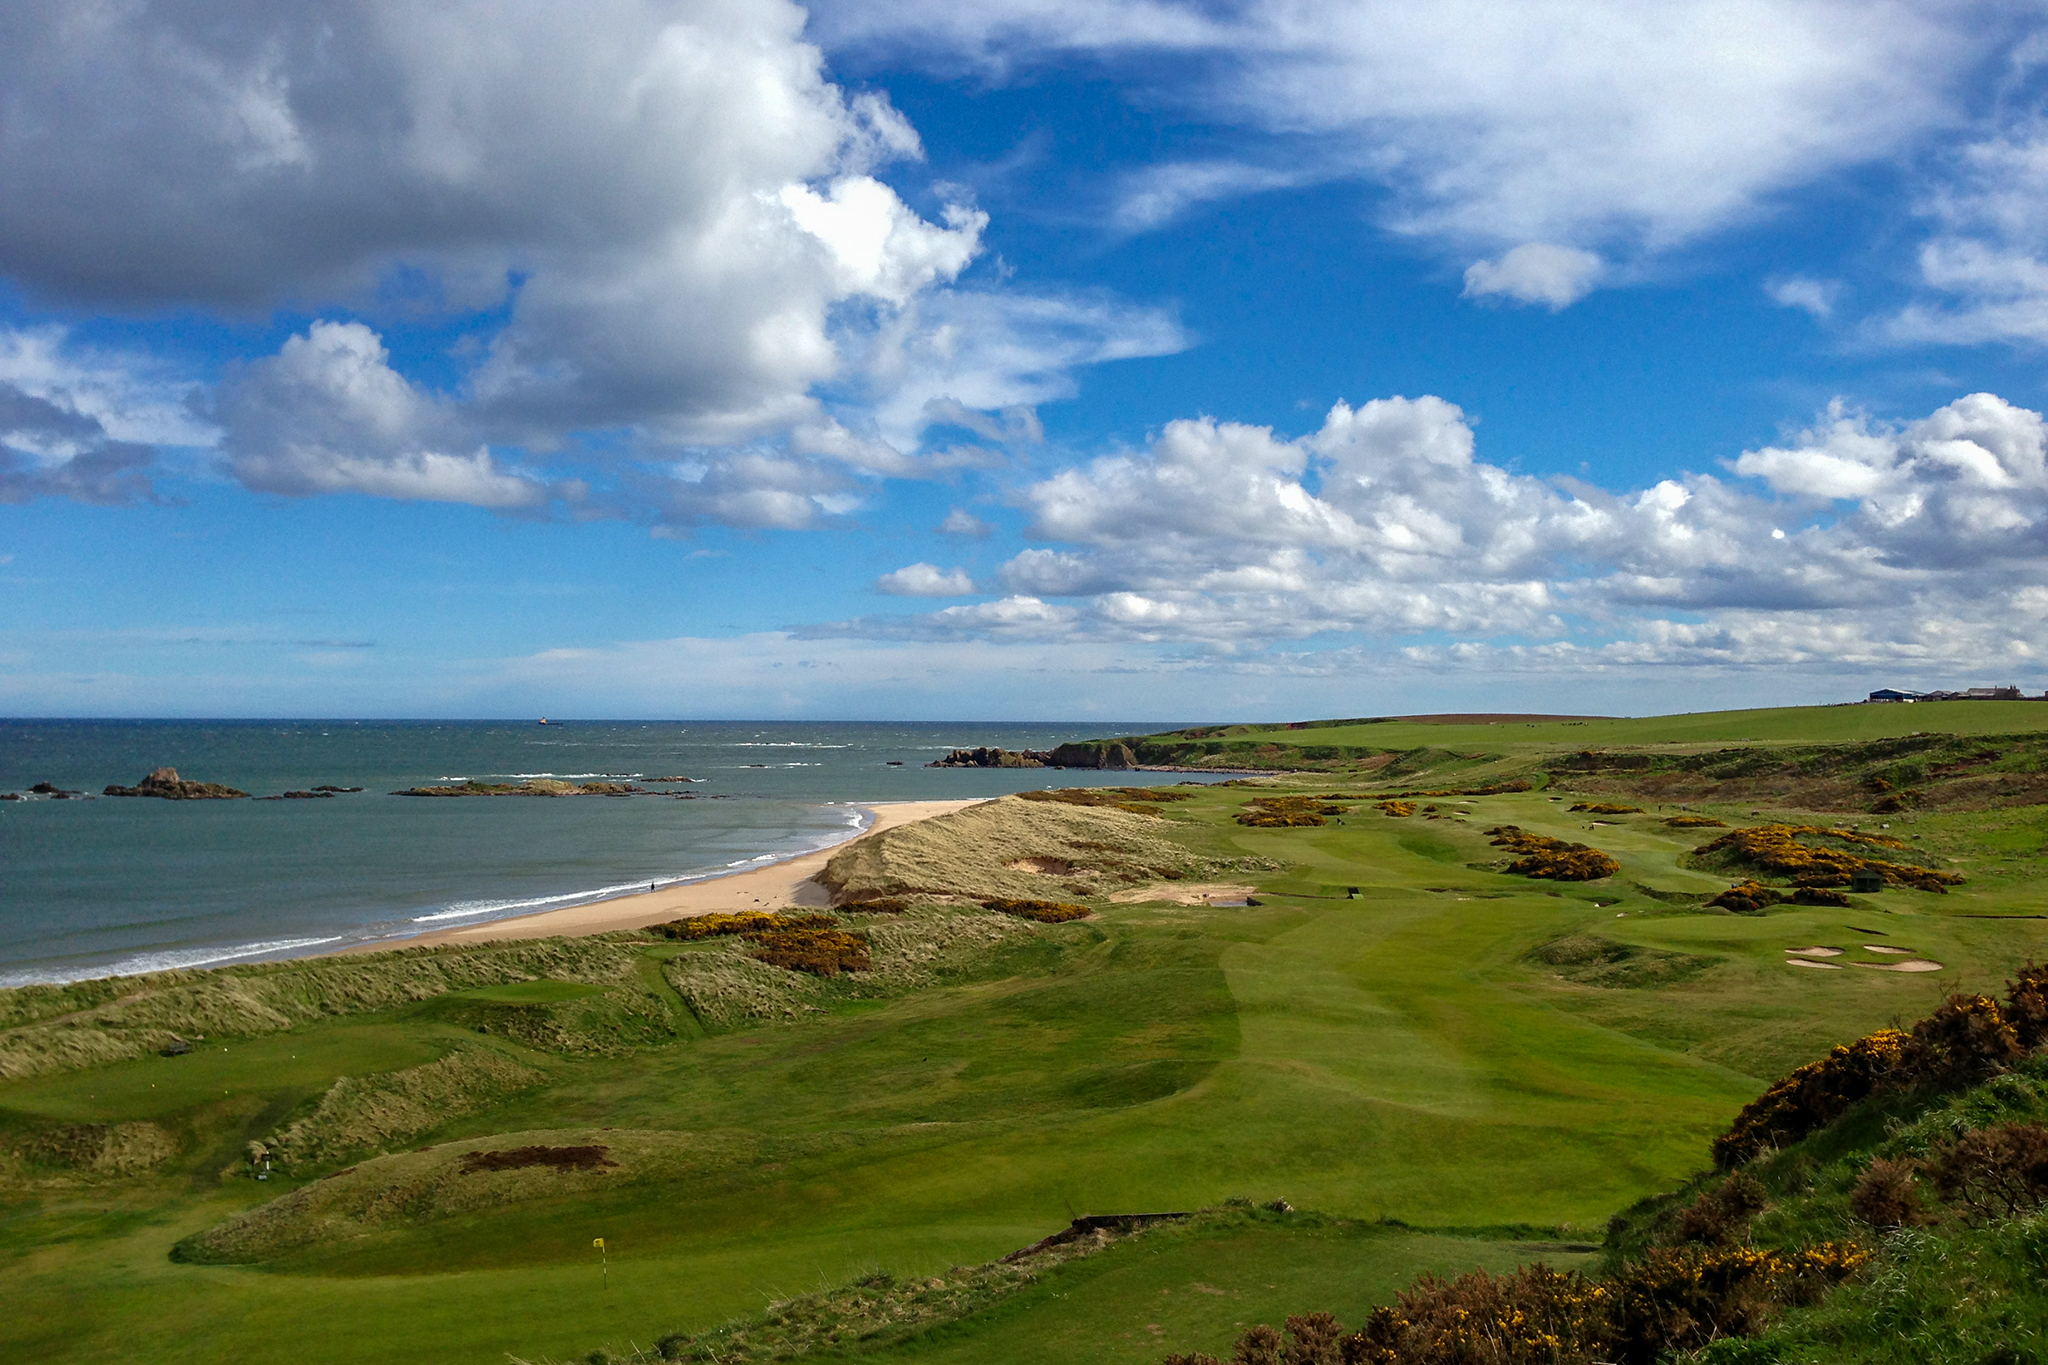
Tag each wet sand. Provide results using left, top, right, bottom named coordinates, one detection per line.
left=349, top=798, right=988, bottom=952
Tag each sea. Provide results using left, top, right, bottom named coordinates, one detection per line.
left=0, top=720, right=1204, bottom=987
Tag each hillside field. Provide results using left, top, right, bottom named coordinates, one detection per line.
left=8, top=702, right=2048, bottom=1363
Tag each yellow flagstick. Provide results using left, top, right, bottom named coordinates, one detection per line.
left=594, top=1236, right=607, bottom=1290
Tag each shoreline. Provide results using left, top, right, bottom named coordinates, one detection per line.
left=347, top=798, right=988, bottom=953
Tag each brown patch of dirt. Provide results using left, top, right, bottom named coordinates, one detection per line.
left=459, top=1144, right=616, bottom=1175
left=1005, top=857, right=1076, bottom=875
left=1785, top=958, right=1841, bottom=969
left=1108, top=882, right=1259, bottom=906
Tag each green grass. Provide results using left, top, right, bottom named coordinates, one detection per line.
left=8, top=761, right=2048, bottom=1363
left=1149, top=700, right=2048, bottom=753
left=452, top=979, right=609, bottom=1004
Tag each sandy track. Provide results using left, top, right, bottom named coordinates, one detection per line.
left=345, top=799, right=989, bottom=953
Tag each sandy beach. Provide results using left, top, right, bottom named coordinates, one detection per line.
left=366, top=798, right=987, bottom=952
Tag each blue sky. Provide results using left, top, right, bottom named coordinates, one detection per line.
left=6, top=0, right=2048, bottom=719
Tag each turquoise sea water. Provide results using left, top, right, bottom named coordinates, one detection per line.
left=0, top=720, right=1193, bottom=985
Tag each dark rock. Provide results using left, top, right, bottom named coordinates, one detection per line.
left=311, top=785, right=364, bottom=793
left=160, top=1039, right=194, bottom=1056
left=1047, top=741, right=1139, bottom=769
left=0, top=793, right=18, bottom=801
left=103, top=767, right=250, bottom=800
left=30, top=781, right=60, bottom=794
left=281, top=791, right=332, bottom=799
left=927, top=747, right=1052, bottom=768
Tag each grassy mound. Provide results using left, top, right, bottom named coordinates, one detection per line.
left=1524, top=936, right=1717, bottom=989
left=818, top=795, right=1273, bottom=903
left=262, top=1048, right=544, bottom=1172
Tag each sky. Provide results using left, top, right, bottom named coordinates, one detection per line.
left=6, top=1, right=2048, bottom=721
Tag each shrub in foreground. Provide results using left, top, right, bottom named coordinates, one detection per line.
left=1712, top=985, right=2043, bottom=1168
left=1712, top=1028, right=1909, bottom=1169
left=1849, top=1156, right=1925, bottom=1228
left=1570, top=802, right=1643, bottom=814
left=1160, top=1244, right=1865, bottom=1365
left=1923, top=1120, right=2048, bottom=1221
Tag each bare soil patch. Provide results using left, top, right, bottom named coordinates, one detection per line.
left=1005, top=857, right=1075, bottom=875
left=1108, top=882, right=1259, bottom=906
left=459, top=1144, right=616, bottom=1175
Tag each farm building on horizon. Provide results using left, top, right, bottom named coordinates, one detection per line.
left=1866, top=685, right=2034, bottom=702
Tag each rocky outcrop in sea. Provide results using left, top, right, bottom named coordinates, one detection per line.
left=103, top=768, right=250, bottom=800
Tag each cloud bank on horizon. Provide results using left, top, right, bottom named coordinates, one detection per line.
left=4, top=0, right=2048, bottom=716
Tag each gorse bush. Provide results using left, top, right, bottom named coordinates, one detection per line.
left=746, top=926, right=870, bottom=977
left=648, top=912, right=869, bottom=976
left=2004, top=962, right=2048, bottom=1050
left=1159, top=1244, right=1866, bottom=1365
left=1713, top=980, right=2046, bottom=1168
left=1569, top=803, right=1642, bottom=814
left=1688, top=824, right=1964, bottom=893
left=1376, top=801, right=1418, bottom=818
left=650, top=912, right=832, bottom=942
left=1712, top=1029, right=1909, bottom=1169
left=1237, top=796, right=1347, bottom=828
left=980, top=898, right=1092, bottom=923
left=1708, top=880, right=1846, bottom=911
left=1605, top=1242, right=1867, bottom=1363
left=1903, top=992, right=2023, bottom=1089
left=1708, top=880, right=1780, bottom=913
left=1485, top=827, right=1620, bottom=882
left=1665, top=815, right=1728, bottom=828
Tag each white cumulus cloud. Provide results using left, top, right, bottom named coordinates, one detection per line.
left=806, top=388, right=2048, bottom=677
left=0, top=0, right=1179, bottom=517
left=875, top=562, right=977, bottom=595
left=1462, top=244, right=1603, bottom=309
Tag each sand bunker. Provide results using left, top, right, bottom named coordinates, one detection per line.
left=1108, top=882, right=1259, bottom=907
left=1786, top=958, right=1841, bottom=969
left=1863, top=945, right=1911, bottom=954
left=1786, top=946, right=1844, bottom=957
left=1855, top=959, right=1944, bottom=973
left=1005, top=857, right=1076, bottom=875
